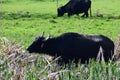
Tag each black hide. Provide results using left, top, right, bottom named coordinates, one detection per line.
left=27, top=32, right=114, bottom=64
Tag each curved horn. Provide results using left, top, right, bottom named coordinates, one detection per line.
left=46, top=33, right=50, bottom=40
left=40, top=32, right=44, bottom=37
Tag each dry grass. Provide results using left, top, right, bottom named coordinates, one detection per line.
left=1, top=35, right=120, bottom=79
left=113, top=34, right=120, bottom=61
left=0, top=37, right=37, bottom=80
left=0, top=37, right=62, bottom=80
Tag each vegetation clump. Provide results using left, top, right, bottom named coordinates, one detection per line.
left=0, top=35, right=120, bottom=79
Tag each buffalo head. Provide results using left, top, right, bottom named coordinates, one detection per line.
left=57, top=7, right=65, bottom=17
left=27, top=32, right=50, bottom=53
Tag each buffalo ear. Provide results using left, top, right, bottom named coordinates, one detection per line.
left=41, top=43, right=44, bottom=48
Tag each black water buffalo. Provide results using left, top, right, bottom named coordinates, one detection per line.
left=27, top=32, right=114, bottom=64
left=57, top=0, right=92, bottom=17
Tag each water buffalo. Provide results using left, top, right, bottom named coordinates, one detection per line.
left=27, top=32, right=114, bottom=64
left=57, top=0, right=92, bottom=17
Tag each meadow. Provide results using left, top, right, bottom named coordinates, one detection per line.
left=0, top=0, right=120, bottom=79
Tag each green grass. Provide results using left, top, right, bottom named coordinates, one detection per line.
left=1, top=0, right=120, bottom=48
left=0, top=0, right=120, bottom=79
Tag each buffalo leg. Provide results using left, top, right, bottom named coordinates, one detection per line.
left=85, top=11, right=89, bottom=17
left=81, top=14, right=86, bottom=17
left=81, top=11, right=88, bottom=17
left=68, top=12, right=72, bottom=17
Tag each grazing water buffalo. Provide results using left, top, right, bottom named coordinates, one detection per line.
left=57, top=0, right=92, bottom=17
left=27, top=32, right=114, bottom=64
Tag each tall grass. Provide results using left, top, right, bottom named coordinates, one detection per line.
left=0, top=40, right=120, bottom=79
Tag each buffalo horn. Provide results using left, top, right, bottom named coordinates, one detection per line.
left=46, top=33, right=50, bottom=40
left=40, top=32, right=44, bottom=37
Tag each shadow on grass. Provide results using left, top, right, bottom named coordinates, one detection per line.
left=1, top=11, right=57, bottom=20
left=1, top=11, right=120, bottom=20
left=75, top=14, right=120, bottom=20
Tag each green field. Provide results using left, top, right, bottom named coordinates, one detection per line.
left=1, top=0, right=120, bottom=47
left=0, top=0, right=120, bottom=79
